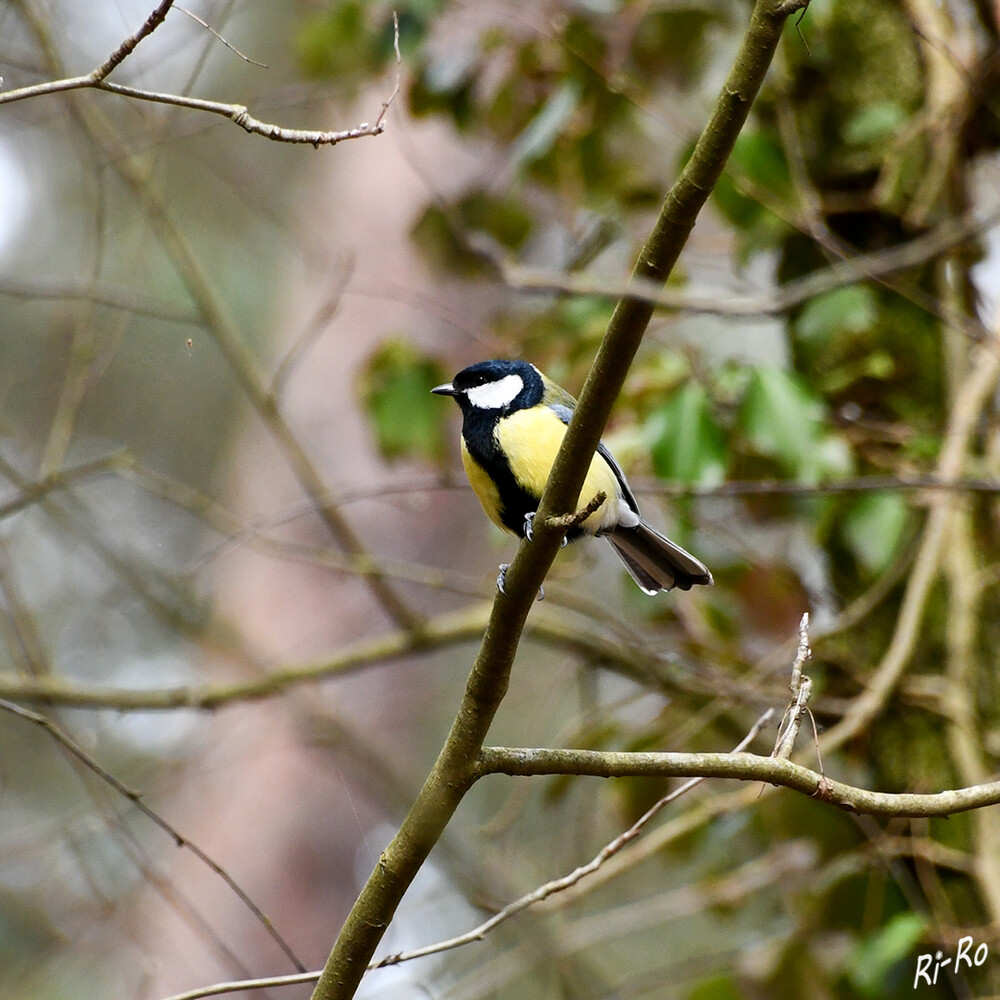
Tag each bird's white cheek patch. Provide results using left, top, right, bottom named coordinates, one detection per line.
left=466, top=374, right=523, bottom=410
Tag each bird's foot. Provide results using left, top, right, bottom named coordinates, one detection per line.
left=523, top=511, right=568, bottom=547
left=496, top=562, right=544, bottom=601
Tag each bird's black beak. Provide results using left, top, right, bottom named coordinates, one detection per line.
left=431, top=382, right=458, bottom=396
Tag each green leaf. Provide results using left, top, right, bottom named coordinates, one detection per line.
left=649, top=382, right=728, bottom=485
left=685, top=974, right=742, bottom=1000
left=296, top=2, right=381, bottom=80
left=739, top=368, right=822, bottom=467
left=848, top=912, right=927, bottom=997
left=510, top=81, right=581, bottom=169
left=796, top=286, right=878, bottom=342
left=738, top=368, right=850, bottom=481
left=709, top=131, right=793, bottom=259
left=843, top=101, right=908, bottom=147
left=731, top=130, right=792, bottom=194
left=360, top=341, right=449, bottom=462
left=841, top=492, right=908, bottom=574
left=457, top=190, right=533, bottom=251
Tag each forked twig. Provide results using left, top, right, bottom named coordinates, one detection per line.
left=371, top=708, right=774, bottom=971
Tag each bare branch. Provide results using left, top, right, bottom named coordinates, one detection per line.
left=161, top=972, right=321, bottom=1000
left=371, top=710, right=774, bottom=971
left=499, top=207, right=1000, bottom=322
left=0, top=698, right=306, bottom=972
left=175, top=6, right=268, bottom=67
left=375, top=11, right=401, bottom=129
left=0, top=0, right=396, bottom=147
left=476, top=746, right=1000, bottom=819
left=543, top=491, right=606, bottom=532
left=93, top=0, right=176, bottom=81
left=772, top=612, right=813, bottom=760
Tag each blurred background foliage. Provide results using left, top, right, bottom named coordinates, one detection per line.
left=2, top=1, right=1000, bottom=999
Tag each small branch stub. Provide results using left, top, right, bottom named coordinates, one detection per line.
left=544, top=491, right=607, bottom=532
left=772, top=612, right=816, bottom=762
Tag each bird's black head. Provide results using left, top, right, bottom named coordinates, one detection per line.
left=431, top=359, right=543, bottom=415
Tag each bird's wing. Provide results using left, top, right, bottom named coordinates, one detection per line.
left=540, top=375, right=578, bottom=410
left=547, top=403, right=640, bottom=516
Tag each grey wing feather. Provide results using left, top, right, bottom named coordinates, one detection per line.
left=606, top=522, right=714, bottom=594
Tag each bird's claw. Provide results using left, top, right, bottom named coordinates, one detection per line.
left=496, top=562, right=545, bottom=601
left=524, top=511, right=567, bottom=548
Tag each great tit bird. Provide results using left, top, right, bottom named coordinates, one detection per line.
left=432, top=359, right=713, bottom=595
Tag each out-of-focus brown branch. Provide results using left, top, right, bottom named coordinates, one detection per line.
left=821, top=328, right=1000, bottom=753
left=12, top=3, right=419, bottom=630
left=499, top=207, right=999, bottom=320
left=0, top=697, right=306, bottom=972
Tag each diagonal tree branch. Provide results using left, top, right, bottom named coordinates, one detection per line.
left=307, top=3, right=810, bottom=999
left=0, top=697, right=306, bottom=971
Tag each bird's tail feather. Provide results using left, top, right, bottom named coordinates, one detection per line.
left=606, top=521, right=713, bottom=594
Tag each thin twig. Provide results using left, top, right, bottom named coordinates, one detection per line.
left=94, top=0, right=176, bottom=81
left=544, top=491, right=607, bottom=531
left=372, top=709, right=774, bottom=971
left=375, top=11, right=401, bottom=128
left=772, top=612, right=813, bottom=760
left=0, top=698, right=306, bottom=973
left=98, top=81, right=389, bottom=146
left=161, top=972, right=320, bottom=1000
left=499, top=206, right=1000, bottom=322
left=175, top=6, right=268, bottom=67
left=271, top=257, right=355, bottom=399
left=0, top=453, right=125, bottom=520
left=0, top=0, right=397, bottom=148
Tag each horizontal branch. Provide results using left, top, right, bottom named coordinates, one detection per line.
left=477, top=746, right=1000, bottom=819
left=640, top=473, right=1000, bottom=500
left=98, top=81, right=388, bottom=146
left=500, top=206, right=1000, bottom=320
left=0, top=602, right=671, bottom=711
left=0, top=605, right=492, bottom=710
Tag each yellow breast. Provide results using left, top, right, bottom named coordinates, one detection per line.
left=495, top=407, right=621, bottom=534
left=460, top=438, right=508, bottom=532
